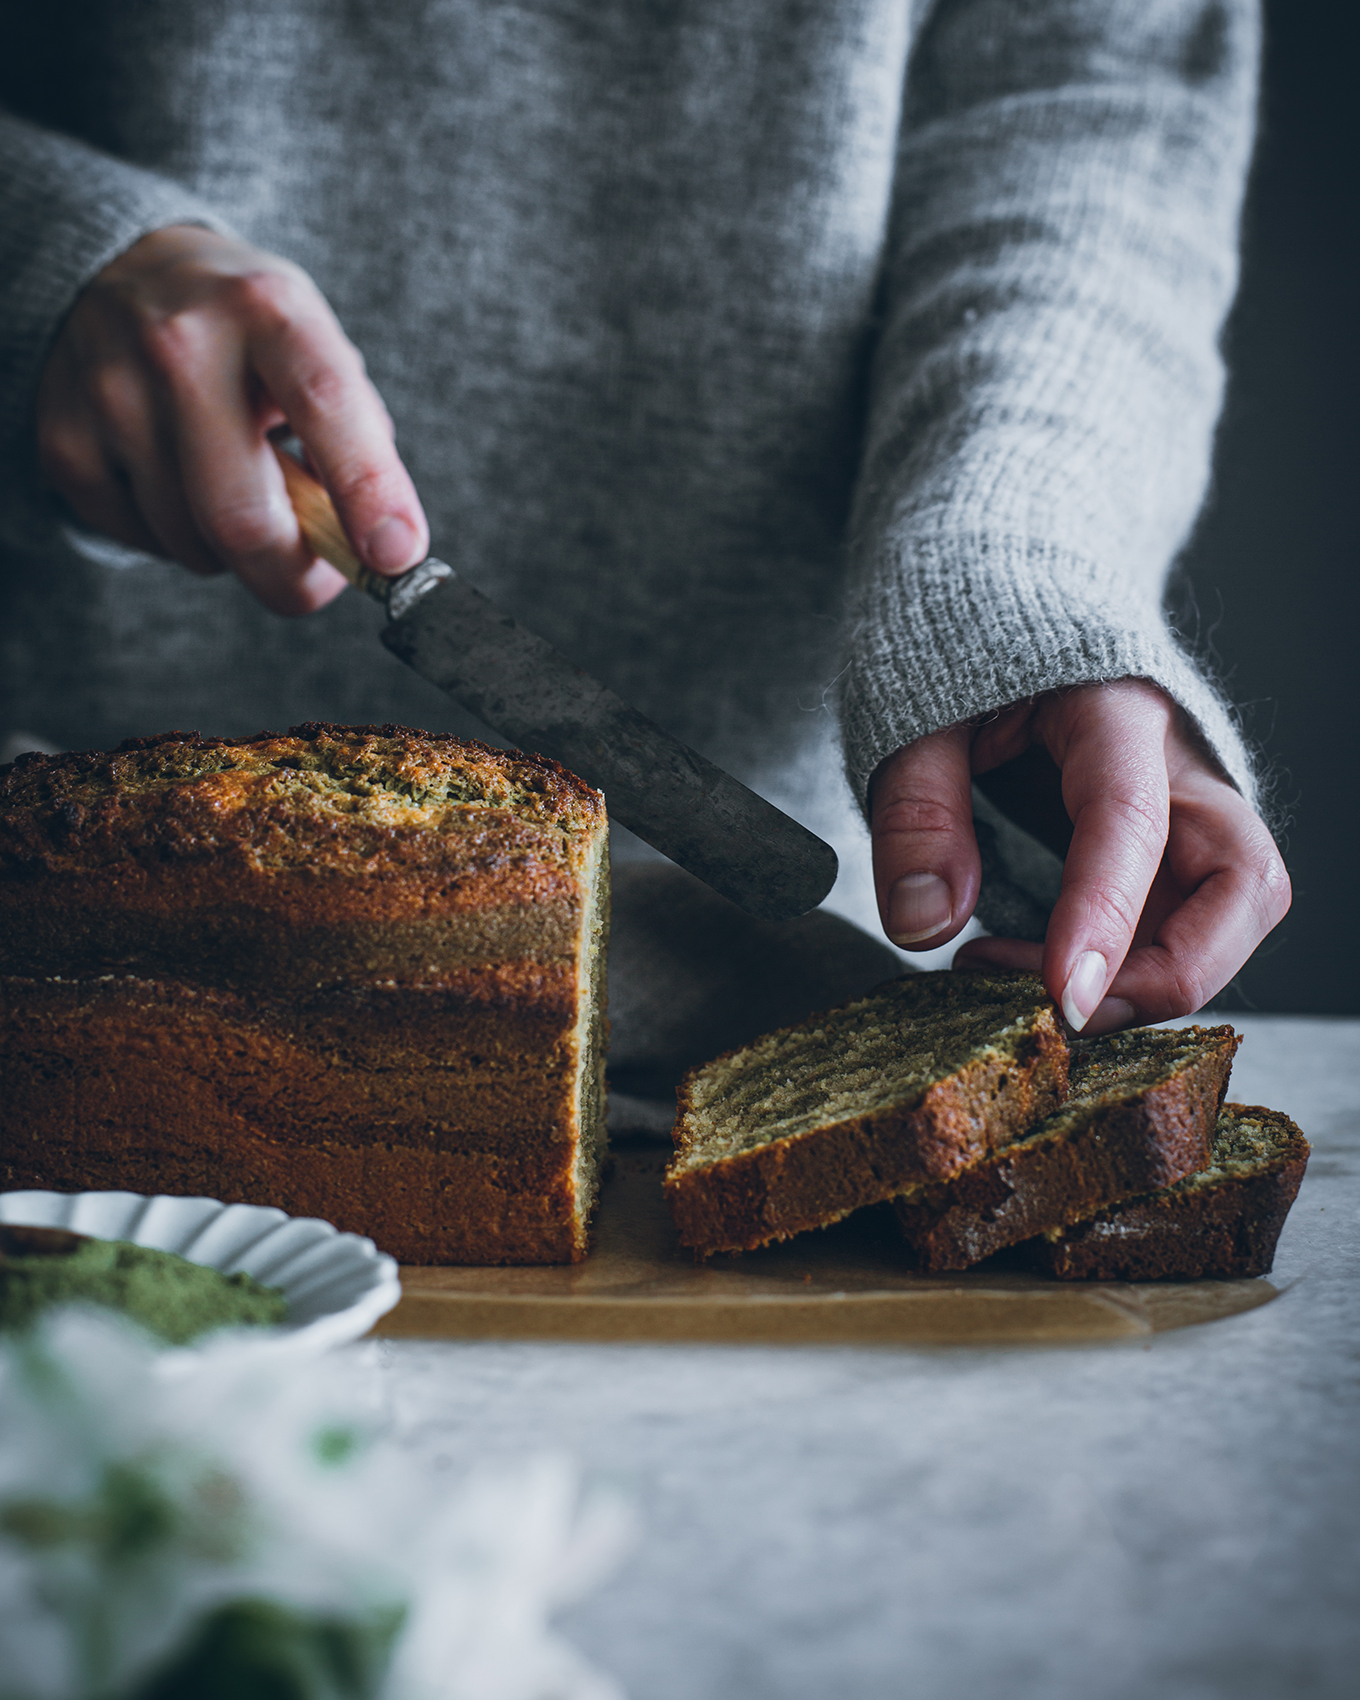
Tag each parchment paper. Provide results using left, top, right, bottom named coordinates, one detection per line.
left=375, top=1149, right=1276, bottom=1347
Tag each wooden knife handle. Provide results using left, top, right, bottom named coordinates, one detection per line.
left=271, top=441, right=391, bottom=602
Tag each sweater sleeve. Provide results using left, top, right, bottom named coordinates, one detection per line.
left=0, top=108, right=232, bottom=556
left=837, top=0, right=1261, bottom=812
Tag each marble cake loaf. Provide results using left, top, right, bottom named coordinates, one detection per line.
left=0, top=725, right=610, bottom=1264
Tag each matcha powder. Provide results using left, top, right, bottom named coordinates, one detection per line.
left=0, top=1235, right=287, bottom=1345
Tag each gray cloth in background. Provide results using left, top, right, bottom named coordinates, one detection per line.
left=0, top=0, right=1261, bottom=950
left=608, top=861, right=906, bottom=1133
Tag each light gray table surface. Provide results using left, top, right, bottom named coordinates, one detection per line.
left=375, top=1016, right=1360, bottom=1700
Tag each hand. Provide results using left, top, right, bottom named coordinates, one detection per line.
left=869, top=680, right=1290, bottom=1033
left=35, top=225, right=428, bottom=615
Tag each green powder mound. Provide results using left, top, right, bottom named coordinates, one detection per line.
left=0, top=1235, right=288, bottom=1345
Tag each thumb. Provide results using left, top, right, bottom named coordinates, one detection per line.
left=870, top=725, right=980, bottom=949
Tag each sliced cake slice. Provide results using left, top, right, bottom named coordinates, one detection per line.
left=664, top=971, right=1068, bottom=1257
left=1024, top=1104, right=1309, bottom=1280
left=892, top=1025, right=1240, bottom=1273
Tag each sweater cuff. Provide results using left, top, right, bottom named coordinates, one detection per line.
left=0, top=117, right=233, bottom=555
left=837, top=532, right=1257, bottom=814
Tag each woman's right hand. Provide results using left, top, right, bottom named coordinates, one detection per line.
left=35, top=224, right=428, bottom=614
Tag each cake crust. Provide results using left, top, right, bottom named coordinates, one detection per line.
left=893, top=1025, right=1240, bottom=1272
left=0, top=724, right=604, bottom=991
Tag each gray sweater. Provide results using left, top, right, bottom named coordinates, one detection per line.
left=0, top=0, right=1259, bottom=940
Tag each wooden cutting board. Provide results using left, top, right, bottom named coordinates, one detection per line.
left=374, top=1149, right=1278, bottom=1347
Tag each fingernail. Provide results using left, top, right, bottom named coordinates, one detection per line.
left=1083, top=997, right=1137, bottom=1036
left=887, top=873, right=953, bottom=945
left=364, top=514, right=421, bottom=574
left=1062, top=950, right=1109, bottom=1032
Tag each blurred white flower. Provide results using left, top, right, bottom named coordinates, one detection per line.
left=388, top=1457, right=630, bottom=1700
left=0, top=1310, right=630, bottom=1700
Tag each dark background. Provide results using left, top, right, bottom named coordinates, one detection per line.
left=1180, top=0, right=1358, bottom=1014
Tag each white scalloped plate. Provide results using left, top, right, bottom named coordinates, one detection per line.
left=0, top=1190, right=402, bottom=1353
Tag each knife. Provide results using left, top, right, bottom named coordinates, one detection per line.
left=273, top=446, right=838, bottom=920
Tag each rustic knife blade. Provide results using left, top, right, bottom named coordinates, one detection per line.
left=275, top=447, right=838, bottom=920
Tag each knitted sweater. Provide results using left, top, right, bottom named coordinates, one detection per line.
left=0, top=0, right=1259, bottom=938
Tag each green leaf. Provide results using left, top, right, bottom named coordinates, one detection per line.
left=130, top=1598, right=407, bottom=1700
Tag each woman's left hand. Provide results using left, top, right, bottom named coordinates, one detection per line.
left=868, top=678, right=1290, bottom=1033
